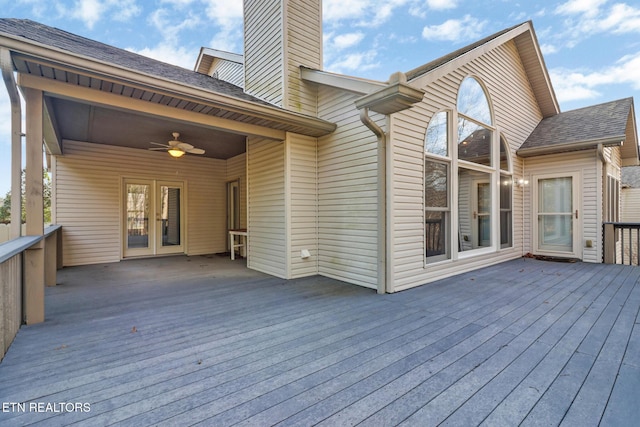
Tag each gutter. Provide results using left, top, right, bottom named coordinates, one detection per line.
left=0, top=47, right=22, bottom=238
left=0, top=35, right=336, bottom=137
left=355, top=72, right=425, bottom=294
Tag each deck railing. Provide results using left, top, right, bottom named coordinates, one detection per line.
left=603, top=222, right=640, bottom=265
left=0, top=225, right=62, bottom=361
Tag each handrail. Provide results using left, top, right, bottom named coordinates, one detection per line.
left=0, top=225, right=62, bottom=264
left=0, top=236, right=42, bottom=264
left=603, top=222, right=640, bottom=265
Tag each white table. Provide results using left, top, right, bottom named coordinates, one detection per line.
left=229, top=229, right=247, bottom=260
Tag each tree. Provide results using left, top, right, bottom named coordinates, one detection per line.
left=0, top=169, right=51, bottom=224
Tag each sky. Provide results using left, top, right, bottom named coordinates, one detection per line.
left=0, top=0, right=639, bottom=195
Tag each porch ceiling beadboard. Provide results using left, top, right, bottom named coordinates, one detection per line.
left=54, top=140, right=227, bottom=266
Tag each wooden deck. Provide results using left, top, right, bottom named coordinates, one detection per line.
left=0, top=256, right=638, bottom=426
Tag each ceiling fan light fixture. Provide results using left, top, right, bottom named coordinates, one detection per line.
left=168, top=148, right=185, bottom=158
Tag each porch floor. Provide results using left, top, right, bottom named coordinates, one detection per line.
left=0, top=256, right=639, bottom=426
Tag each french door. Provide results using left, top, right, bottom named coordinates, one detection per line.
left=534, top=173, right=580, bottom=257
left=124, top=179, right=184, bottom=257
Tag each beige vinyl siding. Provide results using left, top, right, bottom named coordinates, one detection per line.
left=317, top=87, right=381, bottom=289
left=524, top=150, right=599, bottom=262
left=212, top=60, right=244, bottom=88
left=622, top=188, right=640, bottom=221
left=247, top=137, right=287, bottom=278
left=284, top=0, right=321, bottom=115
left=244, top=0, right=283, bottom=105
left=389, top=40, right=539, bottom=291
left=53, top=140, right=226, bottom=266
left=287, top=133, right=319, bottom=278
left=226, top=152, right=247, bottom=229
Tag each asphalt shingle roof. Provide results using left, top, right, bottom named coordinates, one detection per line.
left=519, top=98, right=633, bottom=152
left=0, top=18, right=271, bottom=106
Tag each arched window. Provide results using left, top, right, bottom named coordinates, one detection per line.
left=424, top=76, right=510, bottom=263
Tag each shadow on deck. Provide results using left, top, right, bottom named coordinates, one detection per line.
left=0, top=256, right=638, bottom=426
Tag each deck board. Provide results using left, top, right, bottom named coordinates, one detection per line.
left=0, top=256, right=638, bottom=426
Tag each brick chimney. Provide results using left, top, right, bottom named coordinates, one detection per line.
left=243, top=0, right=322, bottom=116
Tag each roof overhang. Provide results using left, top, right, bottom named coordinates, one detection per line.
left=300, top=67, right=386, bottom=95
left=517, top=136, right=624, bottom=157
left=194, top=47, right=244, bottom=75
left=354, top=72, right=425, bottom=115
left=0, top=31, right=336, bottom=151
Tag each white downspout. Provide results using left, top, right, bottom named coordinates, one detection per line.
left=1, top=47, right=22, bottom=238
left=359, top=107, right=387, bottom=294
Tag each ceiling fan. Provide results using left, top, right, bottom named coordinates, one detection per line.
left=149, top=132, right=205, bottom=158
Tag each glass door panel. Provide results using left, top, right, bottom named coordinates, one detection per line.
left=537, top=176, right=575, bottom=253
left=126, top=183, right=151, bottom=254
left=156, top=181, right=184, bottom=255
left=160, top=185, right=181, bottom=247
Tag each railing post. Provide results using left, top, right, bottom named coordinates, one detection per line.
left=604, top=223, right=615, bottom=264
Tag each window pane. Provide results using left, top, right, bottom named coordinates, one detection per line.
left=540, top=177, right=572, bottom=213
left=459, top=168, right=492, bottom=251
left=426, top=211, right=448, bottom=259
left=425, top=160, right=448, bottom=208
left=500, top=175, right=512, bottom=248
left=458, top=119, right=492, bottom=166
left=425, top=111, right=448, bottom=157
left=500, top=135, right=509, bottom=171
left=126, top=184, right=150, bottom=249
left=457, top=77, right=492, bottom=125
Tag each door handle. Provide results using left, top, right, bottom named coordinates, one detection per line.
left=575, top=210, right=579, bottom=219
left=473, top=211, right=477, bottom=219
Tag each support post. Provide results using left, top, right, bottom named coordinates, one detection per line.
left=0, top=48, right=22, bottom=239
left=603, top=223, right=615, bottom=264
left=23, top=87, right=45, bottom=324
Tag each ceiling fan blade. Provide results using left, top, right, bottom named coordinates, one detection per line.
left=186, top=148, right=205, bottom=155
left=149, top=147, right=168, bottom=151
left=150, top=141, right=170, bottom=147
left=177, top=142, right=194, bottom=150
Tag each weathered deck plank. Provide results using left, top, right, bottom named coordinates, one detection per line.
left=0, top=256, right=638, bottom=426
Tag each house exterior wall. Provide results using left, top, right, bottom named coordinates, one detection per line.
left=244, top=0, right=284, bottom=106
left=523, top=150, right=599, bottom=262
left=243, top=0, right=321, bottom=115
left=316, top=86, right=382, bottom=289
left=246, top=137, right=287, bottom=278
left=53, top=140, right=227, bottom=266
left=212, top=60, right=244, bottom=88
left=388, top=40, right=542, bottom=292
left=286, top=133, right=319, bottom=278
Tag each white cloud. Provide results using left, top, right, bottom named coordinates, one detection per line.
left=324, top=0, right=408, bottom=27
left=552, top=1, right=640, bottom=48
left=555, top=0, right=608, bottom=18
left=540, top=43, right=558, bottom=55
left=70, top=0, right=106, bottom=29
left=426, top=0, right=458, bottom=11
left=550, top=51, right=640, bottom=103
left=127, top=44, right=196, bottom=68
left=333, top=32, right=365, bottom=49
left=325, top=50, right=379, bottom=74
left=323, top=0, right=368, bottom=22
left=422, top=15, right=487, bottom=42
